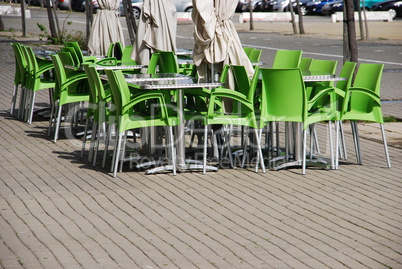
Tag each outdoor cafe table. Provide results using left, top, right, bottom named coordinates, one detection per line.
left=64, top=63, right=147, bottom=71
left=123, top=75, right=223, bottom=174
left=270, top=71, right=347, bottom=171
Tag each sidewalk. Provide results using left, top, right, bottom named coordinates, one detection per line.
left=1, top=29, right=402, bottom=269
left=234, top=17, right=402, bottom=42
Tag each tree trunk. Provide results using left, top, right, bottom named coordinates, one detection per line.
left=344, top=0, right=358, bottom=63
left=355, top=0, right=365, bottom=40
left=249, top=0, right=254, bottom=30
left=289, top=1, right=298, bottom=34
left=122, top=0, right=137, bottom=44
left=52, top=0, right=61, bottom=36
left=21, top=0, right=27, bottom=36
left=0, top=15, right=5, bottom=31
left=86, top=0, right=93, bottom=43
left=361, top=0, right=369, bottom=39
left=46, top=0, right=58, bottom=42
left=295, top=0, right=305, bottom=34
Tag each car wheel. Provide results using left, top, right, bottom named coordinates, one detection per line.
left=388, top=8, right=397, bottom=19
left=133, top=7, right=141, bottom=19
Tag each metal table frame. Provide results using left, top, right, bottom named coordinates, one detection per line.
left=124, top=76, right=223, bottom=174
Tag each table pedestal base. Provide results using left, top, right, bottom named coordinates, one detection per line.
left=145, top=161, right=218, bottom=174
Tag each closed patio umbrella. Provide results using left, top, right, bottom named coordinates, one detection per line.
left=192, top=0, right=254, bottom=86
left=88, top=0, right=125, bottom=56
left=131, top=0, right=177, bottom=65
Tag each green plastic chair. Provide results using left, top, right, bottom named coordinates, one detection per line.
left=258, top=68, right=340, bottom=174
left=49, top=53, right=89, bottom=142
left=308, top=59, right=338, bottom=88
left=202, top=84, right=265, bottom=174
left=10, top=43, right=28, bottom=117
left=340, top=63, right=391, bottom=168
left=81, top=63, right=100, bottom=164
left=272, top=50, right=302, bottom=69
left=299, top=57, right=314, bottom=71
left=120, top=45, right=135, bottom=64
left=23, top=45, right=55, bottom=124
left=113, top=41, right=124, bottom=60
left=146, top=52, right=160, bottom=74
left=105, top=69, right=179, bottom=177
left=61, top=46, right=81, bottom=66
left=308, top=61, right=357, bottom=164
left=65, top=41, right=97, bottom=63
left=64, top=42, right=117, bottom=66
left=106, top=42, right=115, bottom=58
left=157, top=51, right=179, bottom=73
left=249, top=49, right=262, bottom=62
left=243, top=47, right=254, bottom=57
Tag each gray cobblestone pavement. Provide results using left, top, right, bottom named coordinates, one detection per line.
left=1, top=17, right=402, bottom=269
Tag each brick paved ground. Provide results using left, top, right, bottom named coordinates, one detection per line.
left=1, top=32, right=402, bottom=269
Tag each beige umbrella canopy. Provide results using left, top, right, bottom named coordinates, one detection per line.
left=88, top=0, right=125, bottom=56
left=192, top=0, right=254, bottom=84
left=131, top=0, right=177, bottom=65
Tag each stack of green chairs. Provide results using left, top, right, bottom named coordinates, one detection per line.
left=10, top=43, right=28, bottom=117
left=22, top=45, right=55, bottom=124
left=49, top=53, right=89, bottom=142
left=340, top=63, right=391, bottom=169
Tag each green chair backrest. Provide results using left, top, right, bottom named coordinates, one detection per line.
left=308, top=59, right=338, bottom=89
left=249, top=49, right=262, bottom=62
left=121, top=45, right=137, bottom=65
left=107, top=42, right=115, bottom=58
left=272, top=50, right=302, bottom=69
left=158, top=51, right=179, bottom=73
left=11, top=43, right=27, bottom=85
left=147, top=53, right=160, bottom=74
left=51, top=54, right=66, bottom=100
left=353, top=63, right=383, bottom=94
left=57, top=50, right=76, bottom=66
left=65, top=41, right=85, bottom=63
left=113, top=41, right=124, bottom=60
left=308, top=59, right=338, bottom=74
left=61, top=46, right=80, bottom=65
left=342, top=63, right=384, bottom=123
left=231, top=65, right=251, bottom=97
left=299, top=57, right=314, bottom=71
left=82, top=63, right=98, bottom=114
left=243, top=47, right=254, bottom=57
left=259, top=68, right=307, bottom=126
left=335, top=61, right=357, bottom=92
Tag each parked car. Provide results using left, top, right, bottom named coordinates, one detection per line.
left=273, top=0, right=292, bottom=12
left=173, top=0, right=193, bottom=12
left=254, top=0, right=275, bottom=12
left=272, top=0, right=310, bottom=14
left=294, top=0, right=313, bottom=15
left=306, top=0, right=341, bottom=14
left=69, top=0, right=99, bottom=12
left=29, top=0, right=52, bottom=7
left=372, top=0, right=402, bottom=18
left=237, top=0, right=249, bottom=12
left=119, top=0, right=143, bottom=18
left=321, top=0, right=343, bottom=15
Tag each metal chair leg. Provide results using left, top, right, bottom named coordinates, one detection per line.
left=380, top=123, right=391, bottom=168
left=351, top=121, right=362, bottom=165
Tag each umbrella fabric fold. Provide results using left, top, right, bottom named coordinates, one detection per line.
left=192, top=0, right=254, bottom=84
left=88, top=0, right=125, bottom=56
left=132, top=0, right=177, bottom=65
